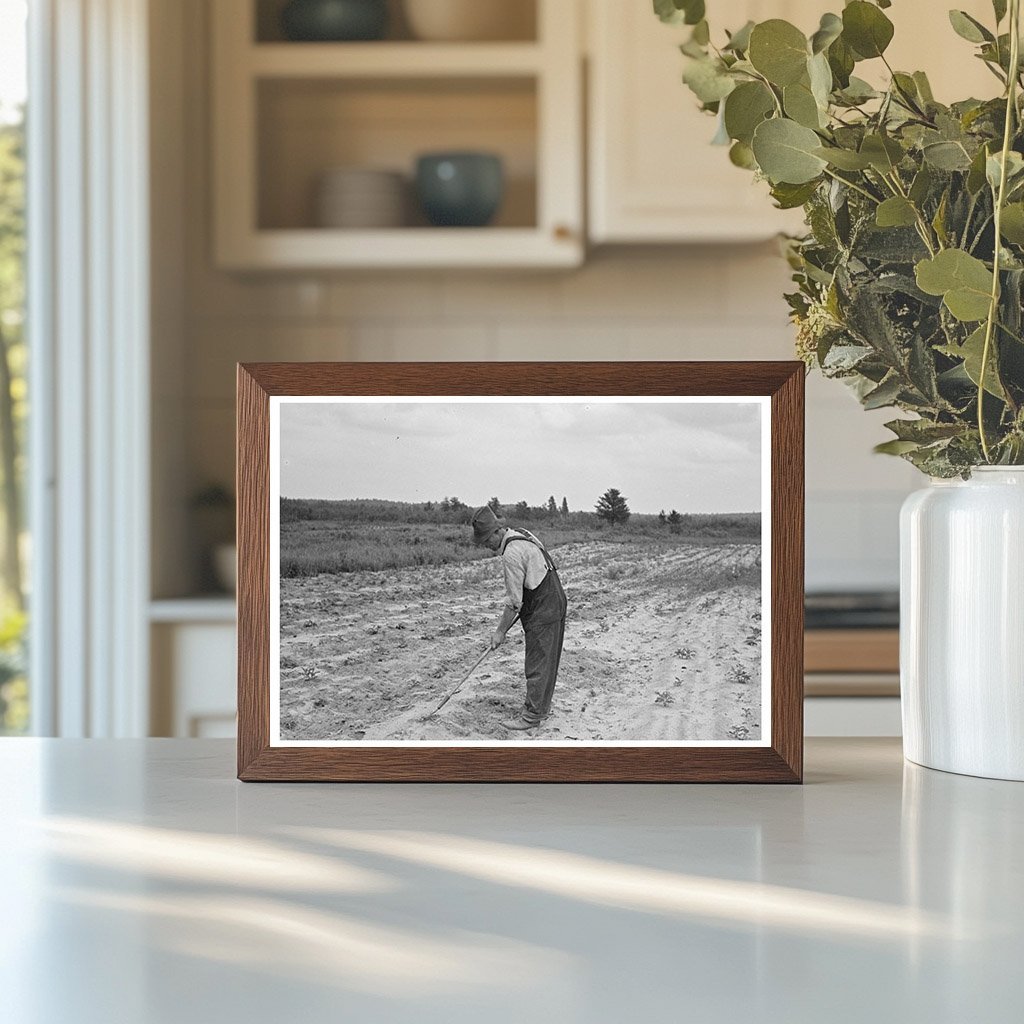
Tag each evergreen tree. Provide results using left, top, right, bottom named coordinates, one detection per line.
left=514, top=500, right=530, bottom=519
left=546, top=495, right=557, bottom=515
left=658, top=509, right=667, bottom=525
left=424, top=501, right=434, bottom=511
left=595, top=487, right=631, bottom=526
left=440, top=497, right=451, bottom=512
left=560, top=496, right=569, bottom=517
left=488, top=497, right=502, bottom=515
left=668, top=509, right=681, bottom=532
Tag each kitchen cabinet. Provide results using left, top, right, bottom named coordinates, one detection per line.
left=586, top=0, right=999, bottom=244
left=211, top=0, right=583, bottom=269
left=150, top=600, right=237, bottom=738
left=587, top=0, right=813, bottom=243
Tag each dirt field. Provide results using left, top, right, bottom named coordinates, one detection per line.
left=278, top=539, right=763, bottom=743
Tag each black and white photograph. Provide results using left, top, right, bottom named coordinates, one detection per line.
left=270, top=396, right=770, bottom=746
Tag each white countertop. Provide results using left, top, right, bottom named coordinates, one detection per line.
left=1, top=738, right=1021, bottom=1023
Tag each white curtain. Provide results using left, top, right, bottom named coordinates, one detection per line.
left=28, top=0, right=150, bottom=736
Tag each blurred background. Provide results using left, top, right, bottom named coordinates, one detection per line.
left=0, top=0, right=998, bottom=740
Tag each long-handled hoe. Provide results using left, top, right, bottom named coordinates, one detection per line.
left=421, top=613, right=520, bottom=720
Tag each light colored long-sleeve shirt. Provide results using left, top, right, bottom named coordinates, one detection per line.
left=499, top=529, right=549, bottom=612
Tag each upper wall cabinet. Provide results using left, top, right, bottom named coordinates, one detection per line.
left=586, top=0, right=998, bottom=245
left=212, top=0, right=584, bottom=269
left=587, top=0, right=818, bottom=244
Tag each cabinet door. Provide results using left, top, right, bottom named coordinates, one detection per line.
left=587, top=0, right=810, bottom=243
left=587, top=0, right=997, bottom=244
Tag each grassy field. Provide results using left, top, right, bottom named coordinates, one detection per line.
left=280, top=500, right=762, bottom=577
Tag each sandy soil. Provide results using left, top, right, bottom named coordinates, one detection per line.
left=279, top=541, right=763, bottom=743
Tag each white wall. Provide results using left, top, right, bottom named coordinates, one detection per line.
left=154, top=0, right=920, bottom=599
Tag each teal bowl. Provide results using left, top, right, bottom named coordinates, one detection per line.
left=281, top=0, right=388, bottom=42
left=415, top=153, right=505, bottom=228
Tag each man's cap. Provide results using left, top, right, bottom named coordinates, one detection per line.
left=471, top=505, right=504, bottom=545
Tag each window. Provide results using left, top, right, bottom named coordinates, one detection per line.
left=0, top=0, right=28, bottom=734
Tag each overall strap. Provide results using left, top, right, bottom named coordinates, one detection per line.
left=504, top=531, right=558, bottom=572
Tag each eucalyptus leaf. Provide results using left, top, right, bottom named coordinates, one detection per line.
left=724, top=81, right=775, bottom=144
left=1000, top=203, right=1024, bottom=245
left=837, top=76, right=879, bottom=105
left=874, top=439, right=922, bottom=455
left=808, top=52, right=833, bottom=110
left=884, top=418, right=964, bottom=443
left=939, top=325, right=1006, bottom=398
left=842, top=1, right=895, bottom=59
left=784, top=80, right=824, bottom=129
left=729, top=140, right=758, bottom=169
left=683, top=57, right=736, bottom=104
left=653, top=0, right=705, bottom=26
left=827, top=35, right=856, bottom=89
left=748, top=20, right=809, bottom=87
left=967, top=144, right=992, bottom=194
left=862, top=375, right=903, bottom=409
left=922, top=140, right=973, bottom=171
left=986, top=150, right=1024, bottom=190
left=770, top=180, right=820, bottom=209
left=876, top=197, right=918, bottom=228
left=811, top=13, right=843, bottom=54
left=909, top=165, right=934, bottom=205
left=913, top=71, right=935, bottom=104
left=752, top=118, right=828, bottom=184
left=860, top=133, right=904, bottom=173
left=711, top=107, right=731, bottom=145
left=915, top=249, right=994, bottom=322
left=948, top=10, right=994, bottom=44
left=724, top=20, right=755, bottom=53
left=814, top=146, right=872, bottom=170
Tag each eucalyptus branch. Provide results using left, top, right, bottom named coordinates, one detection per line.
left=749, top=68, right=784, bottom=117
left=979, top=0, right=1021, bottom=461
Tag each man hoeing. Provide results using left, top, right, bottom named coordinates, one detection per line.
left=471, top=505, right=568, bottom=731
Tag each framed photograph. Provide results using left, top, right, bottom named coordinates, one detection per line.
left=237, top=362, right=803, bottom=782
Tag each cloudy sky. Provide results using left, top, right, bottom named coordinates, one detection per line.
left=277, top=399, right=764, bottom=514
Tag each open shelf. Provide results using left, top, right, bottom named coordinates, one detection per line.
left=249, top=42, right=544, bottom=77
left=212, top=0, right=582, bottom=268
left=256, top=76, right=537, bottom=232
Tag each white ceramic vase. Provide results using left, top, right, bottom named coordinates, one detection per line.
left=900, top=467, right=1024, bottom=781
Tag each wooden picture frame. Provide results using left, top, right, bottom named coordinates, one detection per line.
left=237, top=362, right=804, bottom=782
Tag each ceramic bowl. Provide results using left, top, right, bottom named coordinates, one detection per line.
left=281, top=0, right=388, bottom=42
left=316, top=168, right=407, bottom=228
left=415, top=152, right=504, bottom=228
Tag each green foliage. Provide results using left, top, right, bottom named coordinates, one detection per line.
left=0, top=601, right=26, bottom=734
left=662, top=0, right=1024, bottom=475
left=0, top=110, right=28, bottom=727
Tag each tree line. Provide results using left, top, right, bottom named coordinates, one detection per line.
left=282, top=490, right=758, bottom=540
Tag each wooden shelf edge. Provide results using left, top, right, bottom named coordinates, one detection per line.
left=804, top=628, right=900, bottom=675
left=249, top=42, right=544, bottom=78
left=217, top=228, right=584, bottom=270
